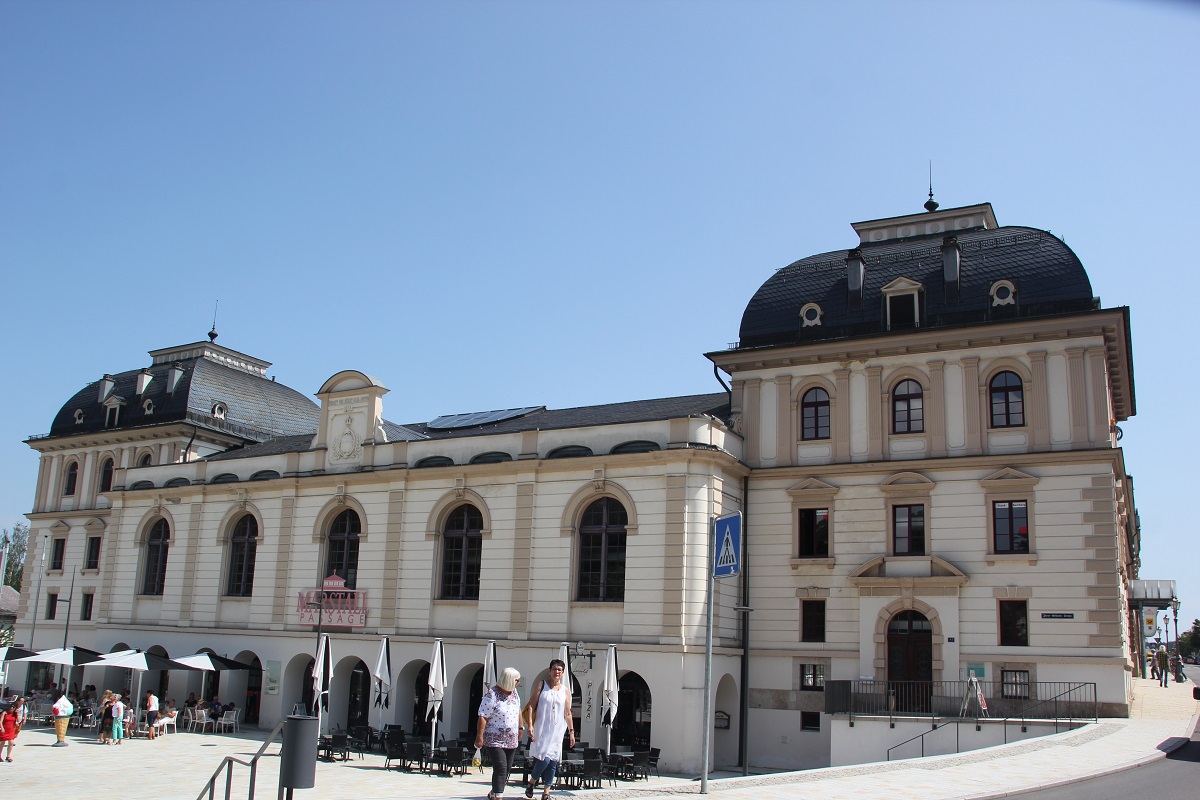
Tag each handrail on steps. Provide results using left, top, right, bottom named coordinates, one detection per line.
left=885, top=684, right=1098, bottom=761
left=196, top=720, right=286, bottom=800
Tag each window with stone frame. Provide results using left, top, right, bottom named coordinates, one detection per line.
left=801, top=600, right=826, bottom=643
left=1001, top=669, right=1030, bottom=699
left=226, top=514, right=259, bottom=597
left=441, top=504, right=483, bottom=600
left=892, top=504, right=926, bottom=556
left=989, top=371, right=1025, bottom=428
left=999, top=600, right=1029, bottom=646
left=801, top=388, right=831, bottom=440
left=142, top=518, right=170, bottom=595
left=578, top=497, right=628, bottom=602
left=992, top=500, right=1030, bottom=554
left=325, top=509, right=361, bottom=590
left=801, top=664, right=825, bottom=691
left=798, top=508, right=829, bottom=557
left=85, top=535, right=102, bottom=570
left=50, top=538, right=66, bottom=571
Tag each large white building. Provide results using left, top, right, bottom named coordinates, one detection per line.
left=13, top=200, right=1139, bottom=772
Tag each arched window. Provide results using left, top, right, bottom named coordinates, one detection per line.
left=892, top=380, right=924, bottom=434
left=142, top=518, right=170, bottom=595
left=63, top=462, right=79, bottom=496
left=226, top=514, right=258, bottom=597
left=578, top=497, right=627, bottom=602
left=99, top=458, right=114, bottom=493
left=989, top=371, right=1025, bottom=428
left=440, top=505, right=483, bottom=600
left=326, top=509, right=361, bottom=589
left=801, top=388, right=830, bottom=441
left=139, top=453, right=153, bottom=467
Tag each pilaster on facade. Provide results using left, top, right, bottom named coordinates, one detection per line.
left=774, top=376, right=793, bottom=467
left=928, top=360, right=947, bottom=457
left=962, top=358, right=982, bottom=455
left=1029, top=351, right=1051, bottom=449
left=865, top=366, right=883, bottom=461
left=833, top=369, right=851, bottom=462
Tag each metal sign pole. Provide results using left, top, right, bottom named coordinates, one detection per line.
left=701, top=514, right=715, bottom=794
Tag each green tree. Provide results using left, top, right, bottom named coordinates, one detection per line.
left=3, top=522, right=28, bottom=590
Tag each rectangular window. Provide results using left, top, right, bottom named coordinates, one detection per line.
left=46, top=592, right=58, bottom=620
left=798, top=509, right=829, bottom=557
left=992, top=501, right=1029, bottom=554
left=892, top=504, right=926, bottom=555
left=800, top=711, right=821, bottom=731
left=51, top=538, right=66, bottom=571
left=85, top=536, right=102, bottom=570
left=81, top=592, right=94, bottom=621
left=801, top=664, right=825, bottom=691
left=1000, top=600, right=1029, bottom=646
left=888, top=294, right=918, bottom=329
left=801, top=600, right=826, bottom=643
left=1001, top=669, right=1030, bottom=699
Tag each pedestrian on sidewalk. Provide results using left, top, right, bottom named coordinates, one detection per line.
left=1155, top=645, right=1170, bottom=687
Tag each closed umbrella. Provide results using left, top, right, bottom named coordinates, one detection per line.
left=427, top=638, right=446, bottom=749
left=600, top=645, right=619, bottom=753
left=313, top=635, right=332, bottom=733
left=558, top=642, right=573, bottom=700
left=482, top=640, right=498, bottom=693
left=372, top=636, right=392, bottom=729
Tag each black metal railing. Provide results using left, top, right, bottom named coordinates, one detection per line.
left=827, top=680, right=1097, bottom=723
left=195, top=720, right=285, bottom=800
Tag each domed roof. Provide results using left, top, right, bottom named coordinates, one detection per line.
left=738, top=223, right=1096, bottom=349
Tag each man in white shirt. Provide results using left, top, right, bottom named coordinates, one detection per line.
left=145, top=691, right=159, bottom=740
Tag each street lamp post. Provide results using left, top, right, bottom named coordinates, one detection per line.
left=56, top=569, right=77, bottom=690
left=1171, top=597, right=1181, bottom=682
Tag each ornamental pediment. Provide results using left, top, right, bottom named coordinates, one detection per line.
left=849, top=555, right=968, bottom=587
left=979, top=467, right=1039, bottom=491
left=786, top=477, right=839, bottom=500
left=881, top=276, right=924, bottom=294
left=879, top=471, right=934, bottom=495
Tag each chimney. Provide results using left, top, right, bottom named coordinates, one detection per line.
left=942, top=236, right=961, bottom=300
left=167, top=363, right=185, bottom=394
left=846, top=249, right=866, bottom=305
left=136, top=369, right=153, bottom=395
left=98, top=374, right=116, bottom=402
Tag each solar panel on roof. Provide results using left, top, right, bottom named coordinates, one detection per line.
left=427, top=406, right=543, bottom=430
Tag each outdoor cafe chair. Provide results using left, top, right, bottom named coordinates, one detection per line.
left=383, top=736, right=406, bottom=770
left=160, top=713, right=178, bottom=735
left=193, top=710, right=216, bottom=734
left=217, top=710, right=239, bottom=733
left=439, top=745, right=472, bottom=776
left=629, top=750, right=651, bottom=781
left=648, top=746, right=661, bottom=777
left=400, top=740, right=425, bottom=772
left=326, top=732, right=351, bottom=761
left=348, top=727, right=371, bottom=759
left=580, top=757, right=608, bottom=790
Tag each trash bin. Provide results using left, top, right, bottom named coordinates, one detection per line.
left=279, top=715, right=319, bottom=791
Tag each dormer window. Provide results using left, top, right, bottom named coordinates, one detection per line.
left=143, top=399, right=154, bottom=415
left=105, top=406, right=120, bottom=428
left=881, top=277, right=924, bottom=331
left=799, top=303, right=824, bottom=328
left=212, top=402, right=227, bottom=420
left=990, top=280, right=1016, bottom=307
left=74, top=409, right=85, bottom=425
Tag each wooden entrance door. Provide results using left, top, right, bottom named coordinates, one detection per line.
left=887, top=610, right=934, bottom=712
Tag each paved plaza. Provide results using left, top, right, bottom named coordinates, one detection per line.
left=2, top=676, right=1195, bottom=800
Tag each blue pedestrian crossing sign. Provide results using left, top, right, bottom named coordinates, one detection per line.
left=713, top=512, right=742, bottom=578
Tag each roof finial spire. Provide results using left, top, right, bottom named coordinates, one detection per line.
left=924, top=161, right=939, bottom=212
left=208, top=300, right=219, bottom=342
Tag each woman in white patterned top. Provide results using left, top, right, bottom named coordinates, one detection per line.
left=475, top=667, right=523, bottom=800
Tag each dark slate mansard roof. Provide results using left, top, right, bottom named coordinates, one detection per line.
left=48, top=352, right=320, bottom=442
left=205, top=393, right=732, bottom=462
left=736, top=225, right=1097, bottom=349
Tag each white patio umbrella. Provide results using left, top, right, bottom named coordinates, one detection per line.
left=98, top=650, right=200, bottom=714
left=313, top=634, right=332, bottom=733
left=372, top=636, right=392, bottom=729
left=426, top=638, right=446, bottom=749
left=599, top=645, right=619, bottom=753
left=482, top=640, right=498, bottom=693
left=14, top=646, right=104, bottom=667
left=173, top=653, right=252, bottom=672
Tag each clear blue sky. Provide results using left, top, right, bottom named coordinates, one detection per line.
left=2, top=1, right=1197, bottom=631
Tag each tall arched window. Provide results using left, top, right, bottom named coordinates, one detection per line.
left=142, top=518, right=170, bottom=595
left=578, top=497, right=628, bottom=602
left=892, top=380, right=924, bottom=434
left=440, top=505, right=483, bottom=600
left=138, top=453, right=153, bottom=467
left=989, top=371, right=1025, bottom=428
left=63, top=462, right=79, bottom=496
left=326, top=509, right=361, bottom=589
left=226, top=514, right=259, bottom=597
left=99, top=458, right=114, bottom=493
left=801, top=388, right=830, bottom=440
